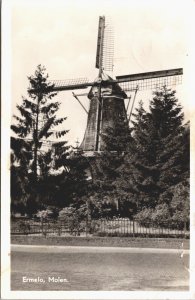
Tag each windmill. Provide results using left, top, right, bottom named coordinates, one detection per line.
left=30, top=16, right=183, bottom=156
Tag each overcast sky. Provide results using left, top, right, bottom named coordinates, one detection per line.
left=10, top=0, right=191, bottom=147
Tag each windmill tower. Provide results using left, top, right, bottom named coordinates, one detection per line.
left=30, top=16, right=183, bottom=157
left=80, top=16, right=128, bottom=153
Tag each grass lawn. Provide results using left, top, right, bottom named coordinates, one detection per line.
left=11, top=235, right=190, bottom=250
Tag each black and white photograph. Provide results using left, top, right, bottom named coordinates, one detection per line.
left=1, top=0, right=195, bottom=299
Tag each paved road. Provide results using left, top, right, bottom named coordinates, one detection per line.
left=11, top=245, right=189, bottom=291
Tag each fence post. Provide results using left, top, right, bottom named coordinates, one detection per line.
left=133, top=219, right=135, bottom=237
left=184, top=221, right=187, bottom=238
left=86, top=218, right=88, bottom=237
left=41, top=218, right=44, bottom=236
left=58, top=221, right=61, bottom=236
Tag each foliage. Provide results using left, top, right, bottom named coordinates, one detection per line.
left=135, top=180, right=189, bottom=230
left=11, top=65, right=70, bottom=215
left=18, top=221, right=31, bottom=234
left=36, top=209, right=53, bottom=220
left=126, top=87, right=188, bottom=211
left=95, top=116, right=133, bottom=217
left=11, top=65, right=69, bottom=175
left=151, top=203, right=172, bottom=226
left=170, top=180, right=190, bottom=229
left=11, top=69, right=189, bottom=227
left=134, top=208, right=154, bottom=226
left=58, top=206, right=86, bottom=235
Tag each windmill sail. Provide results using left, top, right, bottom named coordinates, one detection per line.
left=102, top=19, right=114, bottom=73
left=116, top=68, right=183, bottom=91
left=28, top=78, right=93, bottom=93
left=95, top=16, right=105, bottom=71
left=95, top=16, right=114, bottom=74
left=49, top=78, right=92, bottom=92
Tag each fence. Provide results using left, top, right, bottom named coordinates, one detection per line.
left=11, top=218, right=189, bottom=238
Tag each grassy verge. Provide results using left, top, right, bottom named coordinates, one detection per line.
left=11, top=235, right=189, bottom=249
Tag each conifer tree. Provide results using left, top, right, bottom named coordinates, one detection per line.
left=96, top=115, right=132, bottom=216
left=11, top=65, right=69, bottom=214
left=127, top=86, right=189, bottom=224
left=11, top=65, right=68, bottom=177
left=149, top=86, right=185, bottom=200
left=122, top=100, right=161, bottom=210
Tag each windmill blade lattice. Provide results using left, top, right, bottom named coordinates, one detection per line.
left=116, top=68, right=183, bottom=92
left=95, top=16, right=114, bottom=75
left=48, top=78, right=92, bottom=92
left=102, top=19, right=114, bottom=73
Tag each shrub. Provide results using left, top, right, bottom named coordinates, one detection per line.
left=134, top=208, right=154, bottom=227
left=58, top=206, right=86, bottom=235
left=170, top=181, right=190, bottom=230
left=150, top=203, right=172, bottom=227
left=18, top=220, right=30, bottom=234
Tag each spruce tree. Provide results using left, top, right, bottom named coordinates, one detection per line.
left=150, top=86, right=185, bottom=200
left=95, top=115, right=132, bottom=216
left=123, top=100, right=161, bottom=210
left=126, top=87, right=189, bottom=219
left=11, top=65, right=69, bottom=214
left=11, top=138, right=33, bottom=214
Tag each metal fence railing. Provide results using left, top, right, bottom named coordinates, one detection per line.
left=11, top=218, right=189, bottom=239
left=92, top=218, right=189, bottom=238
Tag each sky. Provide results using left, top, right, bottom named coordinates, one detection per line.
left=10, top=0, right=191, bottom=147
